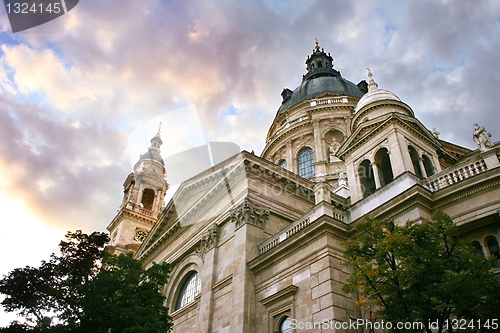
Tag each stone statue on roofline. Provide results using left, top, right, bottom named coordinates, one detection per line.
left=473, top=123, right=493, bottom=152
left=431, top=128, right=440, bottom=139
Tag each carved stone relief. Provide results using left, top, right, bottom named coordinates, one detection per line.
left=230, top=198, right=270, bottom=230
left=293, top=134, right=314, bottom=151
left=325, top=129, right=344, bottom=162
left=196, top=224, right=219, bottom=259
left=273, top=145, right=287, bottom=164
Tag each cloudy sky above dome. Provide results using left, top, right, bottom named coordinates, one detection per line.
left=1, top=0, right=500, bottom=324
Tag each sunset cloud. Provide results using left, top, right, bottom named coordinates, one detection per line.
left=1, top=2, right=500, bottom=325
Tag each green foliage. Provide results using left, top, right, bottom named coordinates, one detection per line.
left=78, top=253, right=172, bottom=333
left=0, top=231, right=172, bottom=333
left=343, top=211, right=500, bottom=333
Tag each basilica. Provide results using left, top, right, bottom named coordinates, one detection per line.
left=105, top=42, right=500, bottom=333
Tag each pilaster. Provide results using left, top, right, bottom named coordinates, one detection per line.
left=313, top=120, right=326, bottom=162
left=229, top=198, right=270, bottom=332
left=196, top=225, right=219, bottom=332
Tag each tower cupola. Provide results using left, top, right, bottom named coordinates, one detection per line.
left=106, top=125, right=169, bottom=255
left=138, top=124, right=165, bottom=167
left=303, top=39, right=340, bottom=82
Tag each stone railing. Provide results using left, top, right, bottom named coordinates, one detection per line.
left=259, top=216, right=312, bottom=255
left=425, top=158, right=487, bottom=192
left=310, top=97, right=348, bottom=107
left=139, top=208, right=153, bottom=217
left=258, top=205, right=346, bottom=255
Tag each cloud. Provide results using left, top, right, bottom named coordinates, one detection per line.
left=1, top=4, right=500, bottom=325
left=188, top=21, right=210, bottom=42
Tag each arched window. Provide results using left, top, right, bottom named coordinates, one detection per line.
left=279, top=316, right=291, bottom=333
left=472, top=241, right=484, bottom=256
left=358, top=159, right=376, bottom=198
left=422, top=155, right=435, bottom=177
left=141, top=188, right=155, bottom=211
left=408, top=146, right=423, bottom=178
left=375, top=148, right=394, bottom=186
left=279, top=160, right=287, bottom=170
left=297, top=147, right=314, bottom=178
left=487, top=238, right=500, bottom=268
left=175, top=271, right=201, bottom=310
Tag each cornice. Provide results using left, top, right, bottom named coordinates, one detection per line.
left=260, top=285, right=299, bottom=307
left=431, top=169, right=500, bottom=210
left=248, top=216, right=351, bottom=274
left=136, top=153, right=317, bottom=261
left=263, top=121, right=312, bottom=157
left=352, top=100, right=414, bottom=130
left=106, top=207, right=157, bottom=231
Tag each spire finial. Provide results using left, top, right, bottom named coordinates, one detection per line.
left=367, top=68, right=378, bottom=91
left=157, top=122, right=162, bottom=136
left=315, top=38, right=320, bottom=51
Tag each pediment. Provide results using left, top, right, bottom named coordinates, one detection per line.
left=338, top=113, right=441, bottom=159
left=137, top=153, right=247, bottom=253
left=135, top=152, right=316, bottom=260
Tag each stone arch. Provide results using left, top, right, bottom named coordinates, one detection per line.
left=276, top=314, right=292, bottom=333
left=422, top=154, right=435, bottom=177
left=141, top=188, right=156, bottom=210
left=374, top=148, right=394, bottom=186
left=472, top=241, right=484, bottom=256
left=408, top=146, right=423, bottom=178
left=358, top=159, right=376, bottom=198
left=297, top=147, right=314, bottom=178
left=486, top=236, right=500, bottom=268
left=165, top=254, right=203, bottom=313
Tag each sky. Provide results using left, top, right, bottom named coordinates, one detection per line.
left=1, top=0, right=500, bottom=325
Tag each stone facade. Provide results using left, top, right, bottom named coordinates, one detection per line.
left=108, top=44, right=500, bottom=332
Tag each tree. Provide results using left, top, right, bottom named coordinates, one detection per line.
left=78, top=253, right=172, bottom=333
left=0, top=231, right=172, bottom=333
left=343, top=211, right=500, bottom=333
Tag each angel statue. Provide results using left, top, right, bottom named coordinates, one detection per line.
left=473, top=123, right=493, bottom=152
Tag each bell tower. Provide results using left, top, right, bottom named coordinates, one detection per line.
left=106, top=126, right=169, bottom=255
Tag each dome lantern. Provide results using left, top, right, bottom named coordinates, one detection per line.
left=303, top=39, right=340, bottom=82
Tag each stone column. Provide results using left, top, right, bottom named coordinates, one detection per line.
left=391, top=131, right=413, bottom=177
left=196, top=225, right=219, bottom=332
left=151, top=189, right=159, bottom=212
left=136, top=183, right=144, bottom=205
left=432, top=154, right=442, bottom=173
left=418, top=158, right=426, bottom=177
left=345, top=161, right=360, bottom=202
left=371, top=162, right=382, bottom=189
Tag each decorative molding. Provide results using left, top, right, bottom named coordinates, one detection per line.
left=260, top=285, right=298, bottom=307
left=196, top=224, right=219, bottom=257
left=231, top=198, right=270, bottom=230
left=212, top=274, right=233, bottom=293
left=433, top=178, right=500, bottom=209
left=293, top=133, right=314, bottom=151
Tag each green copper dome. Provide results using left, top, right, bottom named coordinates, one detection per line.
left=278, top=42, right=367, bottom=112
